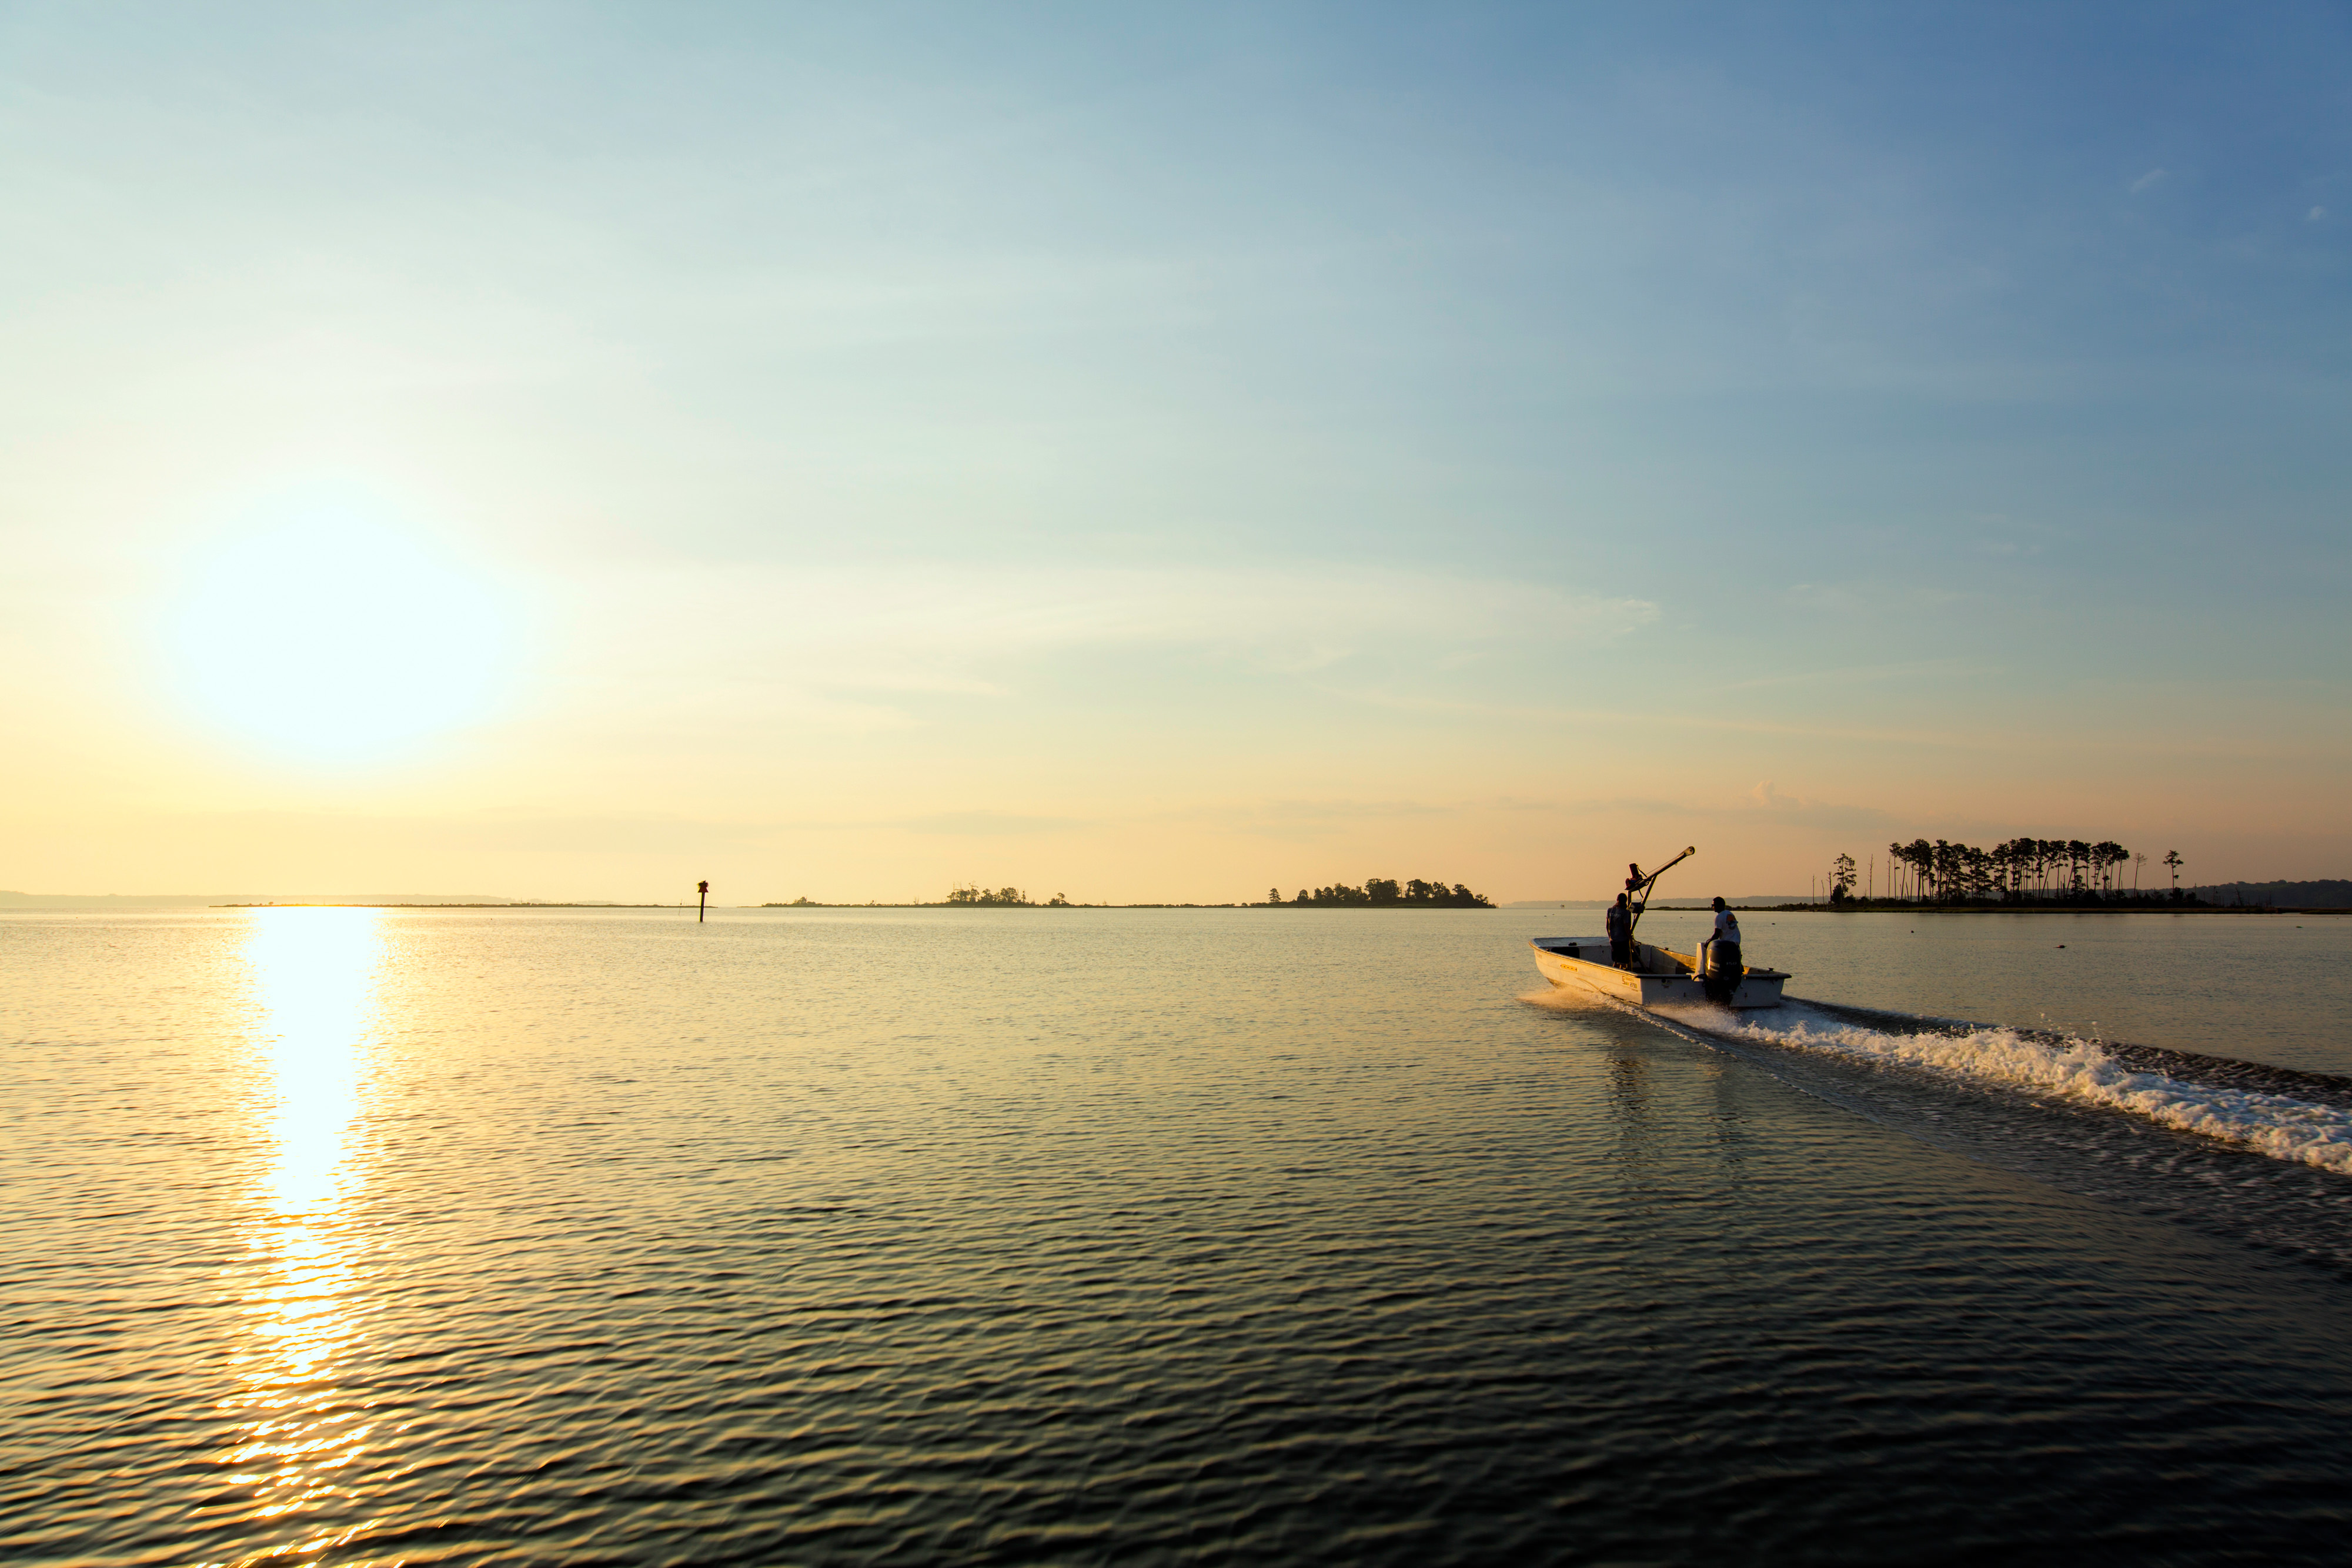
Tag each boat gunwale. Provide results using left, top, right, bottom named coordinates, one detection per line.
left=1528, top=938, right=1791, bottom=1008
left=1528, top=937, right=1788, bottom=981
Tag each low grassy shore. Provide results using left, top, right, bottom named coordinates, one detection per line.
left=1753, top=901, right=2348, bottom=915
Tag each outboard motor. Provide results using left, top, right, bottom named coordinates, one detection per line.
left=1702, top=938, right=1740, bottom=1002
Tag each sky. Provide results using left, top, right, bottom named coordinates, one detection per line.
left=4, top=2, right=2347, bottom=904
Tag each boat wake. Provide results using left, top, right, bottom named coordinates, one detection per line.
left=1529, top=982, right=2352, bottom=1276
left=1690, top=1000, right=2352, bottom=1177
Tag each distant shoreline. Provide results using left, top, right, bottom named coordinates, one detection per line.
left=206, top=902, right=2348, bottom=915
left=203, top=901, right=1269, bottom=910
left=203, top=901, right=1518, bottom=911
left=1738, top=903, right=2350, bottom=916
left=1, top=898, right=2333, bottom=915
left=208, top=901, right=1485, bottom=910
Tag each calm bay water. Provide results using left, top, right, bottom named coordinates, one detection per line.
left=6, top=906, right=2352, bottom=1565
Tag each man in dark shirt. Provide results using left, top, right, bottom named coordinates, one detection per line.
left=1605, top=892, right=1633, bottom=968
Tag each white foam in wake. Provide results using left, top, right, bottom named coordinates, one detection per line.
left=1687, top=1005, right=2352, bottom=1176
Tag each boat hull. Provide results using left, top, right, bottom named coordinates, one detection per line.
left=1530, top=937, right=1788, bottom=1009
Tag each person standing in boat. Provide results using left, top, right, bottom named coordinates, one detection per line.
left=1605, top=892, right=1634, bottom=969
left=1702, top=896, right=1742, bottom=1005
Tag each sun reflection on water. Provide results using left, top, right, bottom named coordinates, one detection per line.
left=202, top=907, right=390, bottom=1565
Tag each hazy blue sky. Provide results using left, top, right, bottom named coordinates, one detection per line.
left=4, top=3, right=2346, bottom=901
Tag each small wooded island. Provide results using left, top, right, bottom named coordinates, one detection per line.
left=1265, top=878, right=1494, bottom=907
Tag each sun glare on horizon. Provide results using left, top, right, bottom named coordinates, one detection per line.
left=168, top=514, right=514, bottom=765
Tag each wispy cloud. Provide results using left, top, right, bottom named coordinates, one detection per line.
left=1154, top=796, right=1458, bottom=841
left=555, top=561, right=1659, bottom=728
left=1743, top=778, right=1899, bottom=834
left=1314, top=686, right=1989, bottom=750
left=152, top=810, right=780, bottom=858
left=893, top=811, right=1087, bottom=835
left=1557, top=785, right=2003, bottom=842
left=2129, top=167, right=2169, bottom=193
left=1719, top=656, right=1992, bottom=693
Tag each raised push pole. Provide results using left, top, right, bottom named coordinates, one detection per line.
left=1625, top=845, right=1696, bottom=945
left=698, top=880, right=709, bottom=922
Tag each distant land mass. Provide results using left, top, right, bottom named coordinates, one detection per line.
left=0, top=891, right=520, bottom=909
left=1504, top=896, right=1805, bottom=910
left=14, top=884, right=2344, bottom=912
left=2190, top=880, right=2352, bottom=908
left=1509, top=882, right=2352, bottom=911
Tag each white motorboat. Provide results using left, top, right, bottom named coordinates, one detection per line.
left=1530, top=935, right=1789, bottom=1009
left=1536, top=845, right=1787, bottom=1008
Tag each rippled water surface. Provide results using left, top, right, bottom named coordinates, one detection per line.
left=8, top=907, right=2352, bottom=1565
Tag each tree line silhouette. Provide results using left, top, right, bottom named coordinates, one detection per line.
left=944, top=884, right=1075, bottom=907
left=1848, top=838, right=2190, bottom=905
left=1266, top=878, right=1493, bottom=907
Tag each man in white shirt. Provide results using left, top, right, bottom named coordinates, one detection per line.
left=1702, top=896, right=1742, bottom=1005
